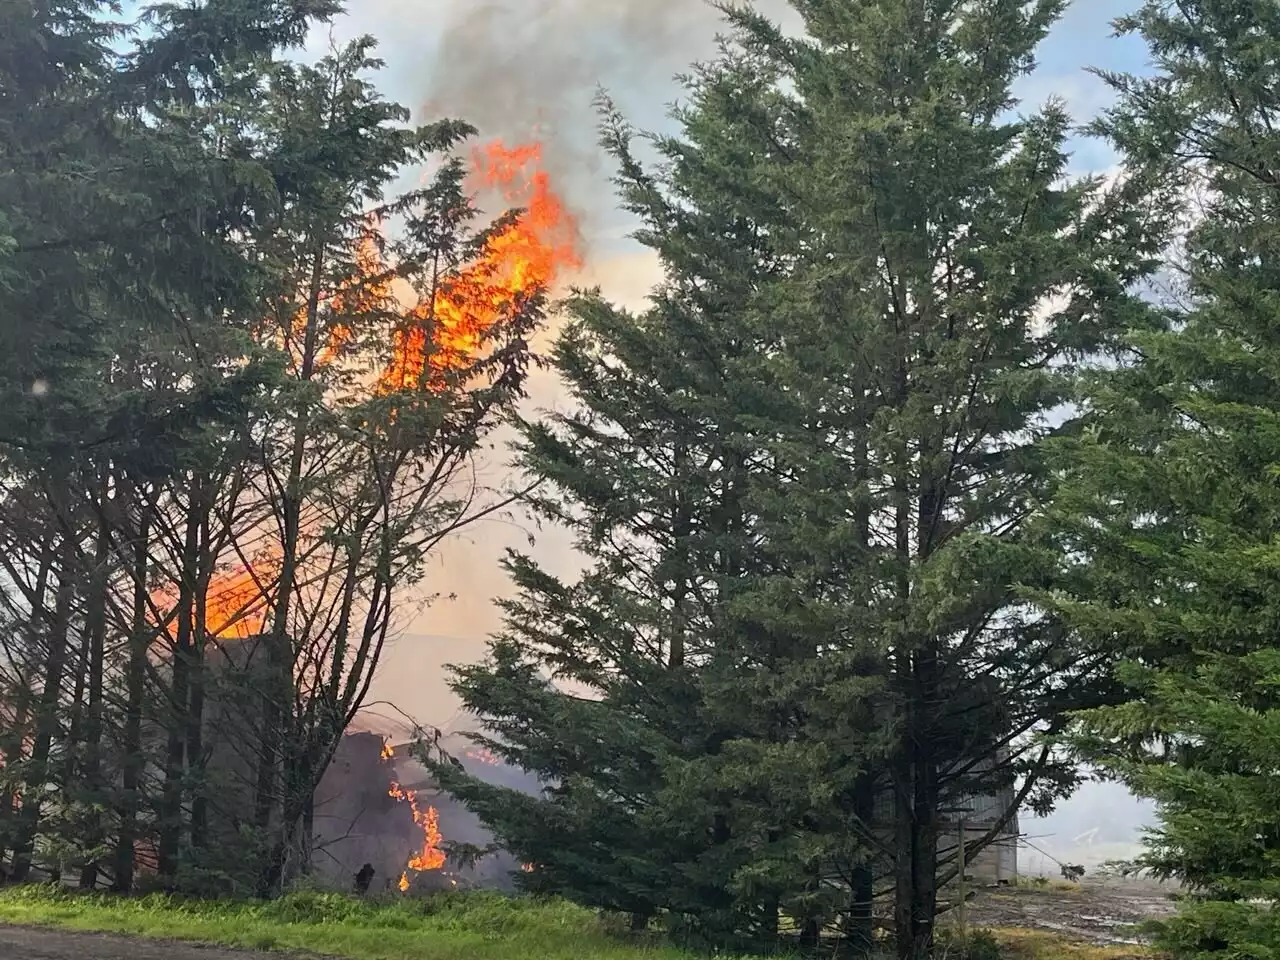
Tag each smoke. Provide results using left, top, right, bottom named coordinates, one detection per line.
left=342, top=0, right=777, bottom=727
left=418, top=0, right=733, bottom=247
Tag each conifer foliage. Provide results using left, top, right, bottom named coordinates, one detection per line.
left=1042, top=2, right=1280, bottom=957
left=0, top=1, right=543, bottom=895
left=438, top=0, right=1168, bottom=954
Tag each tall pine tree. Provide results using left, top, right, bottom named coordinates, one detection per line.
left=1044, top=2, right=1280, bottom=957
left=434, top=115, right=769, bottom=935
left=438, top=0, right=1166, bottom=952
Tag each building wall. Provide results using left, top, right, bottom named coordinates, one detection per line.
left=937, top=819, right=1019, bottom=887
left=310, top=732, right=420, bottom=893
left=870, top=763, right=1021, bottom=889
left=942, top=783, right=1019, bottom=886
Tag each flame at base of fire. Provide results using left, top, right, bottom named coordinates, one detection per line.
left=388, top=781, right=446, bottom=891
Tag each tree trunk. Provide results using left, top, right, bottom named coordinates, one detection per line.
left=10, top=532, right=76, bottom=882
left=157, top=495, right=201, bottom=884
left=847, top=422, right=876, bottom=955
left=846, top=768, right=877, bottom=954
left=113, top=493, right=151, bottom=892
left=891, top=419, right=919, bottom=960
left=256, top=245, right=324, bottom=896
left=904, top=440, right=945, bottom=960
left=300, top=788, right=315, bottom=875
left=893, top=745, right=918, bottom=960
left=908, top=727, right=939, bottom=960
left=78, top=497, right=110, bottom=890
left=187, top=502, right=213, bottom=855
left=63, top=626, right=91, bottom=785
left=0, top=546, right=51, bottom=867
left=669, top=441, right=690, bottom=670
left=186, top=645, right=208, bottom=853
left=0, top=692, right=31, bottom=869
left=264, top=738, right=327, bottom=893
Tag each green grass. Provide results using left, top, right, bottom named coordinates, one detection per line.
left=0, top=885, right=1156, bottom=960
left=0, top=885, right=736, bottom=960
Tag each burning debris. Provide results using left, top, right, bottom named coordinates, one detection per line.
left=388, top=785, right=447, bottom=890
left=307, top=729, right=543, bottom=896
left=383, top=742, right=448, bottom=891
left=464, top=746, right=501, bottom=766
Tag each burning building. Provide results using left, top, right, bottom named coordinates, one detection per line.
left=187, top=632, right=534, bottom=893
left=194, top=630, right=1018, bottom=897
left=309, top=729, right=536, bottom=893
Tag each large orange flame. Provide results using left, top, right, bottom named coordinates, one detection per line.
left=379, top=139, right=581, bottom=391
left=149, top=551, right=275, bottom=646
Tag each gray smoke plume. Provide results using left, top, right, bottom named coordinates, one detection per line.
left=338, top=0, right=801, bottom=727
left=417, top=0, right=738, bottom=249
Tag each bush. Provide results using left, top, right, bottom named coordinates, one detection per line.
left=1150, top=899, right=1280, bottom=960
left=936, top=927, right=1003, bottom=960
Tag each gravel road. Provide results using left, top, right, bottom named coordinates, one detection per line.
left=0, top=926, right=289, bottom=960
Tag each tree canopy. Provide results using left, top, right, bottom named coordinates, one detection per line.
left=0, top=0, right=559, bottom=895
left=5, top=2, right=1280, bottom=960
left=1038, top=2, right=1280, bottom=957
left=435, top=0, right=1171, bottom=955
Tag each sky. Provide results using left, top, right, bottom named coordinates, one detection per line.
left=308, top=0, right=1160, bottom=874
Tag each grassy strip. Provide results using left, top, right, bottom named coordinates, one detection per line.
left=0, top=885, right=1156, bottom=960
left=0, top=885, right=729, bottom=960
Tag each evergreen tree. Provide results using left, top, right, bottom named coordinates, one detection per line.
left=434, top=136, right=767, bottom=936
left=438, top=0, right=1165, bottom=953
left=0, top=1, right=533, bottom=894
left=1043, top=2, right=1280, bottom=957
left=0, top=0, right=342, bottom=887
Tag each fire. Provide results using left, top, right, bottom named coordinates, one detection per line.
left=389, top=781, right=446, bottom=890
left=464, top=745, right=501, bottom=766
left=203, top=562, right=271, bottom=639
left=149, top=550, right=275, bottom=644
left=380, top=738, right=395, bottom=760
left=379, top=139, right=581, bottom=391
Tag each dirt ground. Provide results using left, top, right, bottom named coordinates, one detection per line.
left=967, top=876, right=1182, bottom=945
left=0, top=925, right=290, bottom=959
